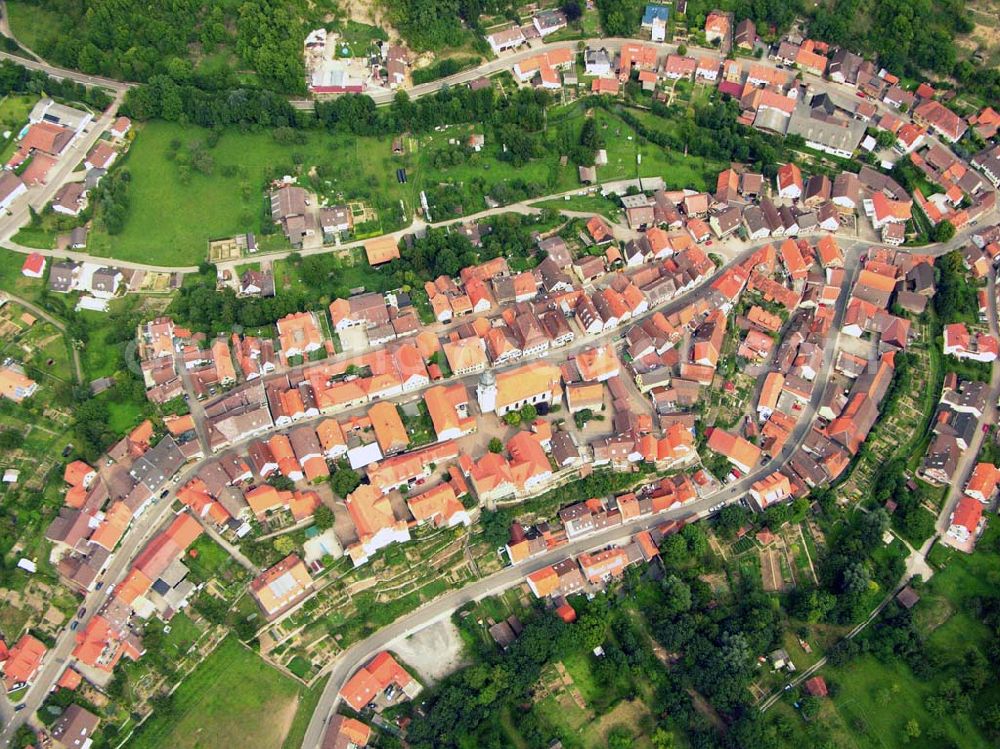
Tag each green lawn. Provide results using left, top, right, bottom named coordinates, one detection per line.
left=105, top=398, right=144, bottom=434
left=0, top=248, right=49, bottom=304
left=0, top=93, right=37, bottom=163
left=128, top=636, right=315, bottom=749
left=88, top=121, right=416, bottom=266
left=92, top=102, right=723, bottom=267
left=814, top=654, right=987, bottom=749
left=158, top=612, right=204, bottom=660
left=4, top=1, right=60, bottom=54
left=185, top=535, right=246, bottom=586
left=532, top=193, right=623, bottom=221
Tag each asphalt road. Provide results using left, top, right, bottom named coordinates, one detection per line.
left=0, top=91, right=124, bottom=247
left=0, top=49, right=132, bottom=93
left=0, top=23, right=994, bottom=745
left=298, top=244, right=865, bottom=749
left=0, top=223, right=985, bottom=746
left=0, top=234, right=744, bottom=743
left=928, top=266, right=1000, bottom=547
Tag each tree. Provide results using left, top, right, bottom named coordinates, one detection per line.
left=520, top=403, right=538, bottom=422
left=651, top=728, right=675, bottom=749
left=661, top=575, right=692, bottom=615
left=979, top=704, right=1000, bottom=740
left=796, top=696, right=820, bottom=720
left=681, top=524, right=708, bottom=557
left=331, top=467, right=361, bottom=498
left=715, top=504, right=747, bottom=538
left=580, top=117, right=604, bottom=150
left=562, top=0, right=583, bottom=22
left=267, top=475, right=295, bottom=492
left=608, top=726, right=633, bottom=749
left=660, top=534, right=687, bottom=567
left=273, top=536, right=296, bottom=556
left=488, top=437, right=503, bottom=453
left=933, top=220, right=956, bottom=243
left=504, top=411, right=522, bottom=427
left=0, top=430, right=22, bottom=449
left=903, top=719, right=921, bottom=743
left=313, top=504, right=335, bottom=531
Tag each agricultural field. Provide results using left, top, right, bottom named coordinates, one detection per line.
left=128, top=636, right=319, bottom=749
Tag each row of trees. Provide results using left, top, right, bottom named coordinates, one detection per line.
left=0, top=59, right=110, bottom=109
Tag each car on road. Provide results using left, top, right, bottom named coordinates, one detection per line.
left=70, top=620, right=78, bottom=631
left=77, top=607, right=86, bottom=618
left=15, top=703, right=26, bottom=712
left=95, top=582, right=104, bottom=590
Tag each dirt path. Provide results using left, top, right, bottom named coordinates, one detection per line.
left=687, top=688, right=726, bottom=732
left=2, top=291, right=83, bottom=384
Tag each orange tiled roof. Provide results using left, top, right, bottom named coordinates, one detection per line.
left=340, top=651, right=412, bottom=711
left=368, top=401, right=409, bottom=454
left=364, top=236, right=400, bottom=265
left=64, top=460, right=95, bottom=486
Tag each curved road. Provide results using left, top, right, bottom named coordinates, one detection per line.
left=298, top=220, right=996, bottom=747
left=0, top=18, right=996, bottom=746
left=298, top=243, right=866, bottom=748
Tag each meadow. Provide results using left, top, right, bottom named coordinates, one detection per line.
left=128, top=636, right=319, bottom=749
left=89, top=101, right=724, bottom=267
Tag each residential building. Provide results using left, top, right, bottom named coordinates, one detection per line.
left=250, top=554, right=314, bottom=619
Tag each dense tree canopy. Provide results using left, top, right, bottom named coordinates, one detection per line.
left=809, top=0, right=972, bottom=77
left=0, top=59, right=110, bottom=108
left=14, top=0, right=306, bottom=91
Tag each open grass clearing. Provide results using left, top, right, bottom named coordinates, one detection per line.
left=128, top=636, right=314, bottom=749
left=817, top=654, right=986, bottom=749
left=88, top=121, right=416, bottom=266
left=4, top=1, right=63, bottom=54
left=94, top=101, right=723, bottom=266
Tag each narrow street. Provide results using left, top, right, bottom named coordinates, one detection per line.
left=929, top=268, right=1000, bottom=549
left=299, top=245, right=865, bottom=749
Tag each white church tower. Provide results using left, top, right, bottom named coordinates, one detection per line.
left=477, top=369, right=497, bottom=414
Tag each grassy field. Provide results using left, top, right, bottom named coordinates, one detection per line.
left=129, top=636, right=316, bottom=749
left=76, top=308, right=123, bottom=380
left=4, top=1, right=61, bottom=55
left=774, top=525, right=1000, bottom=748
left=0, top=248, right=49, bottom=304
left=92, top=101, right=723, bottom=266
left=532, top=192, right=624, bottom=221
left=87, top=121, right=416, bottom=266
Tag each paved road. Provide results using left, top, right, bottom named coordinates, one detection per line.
left=0, top=465, right=195, bottom=746
left=928, top=266, right=1000, bottom=550
left=0, top=49, right=131, bottom=93
left=298, top=244, right=865, bottom=748
left=0, top=224, right=982, bottom=745
left=0, top=91, right=124, bottom=246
